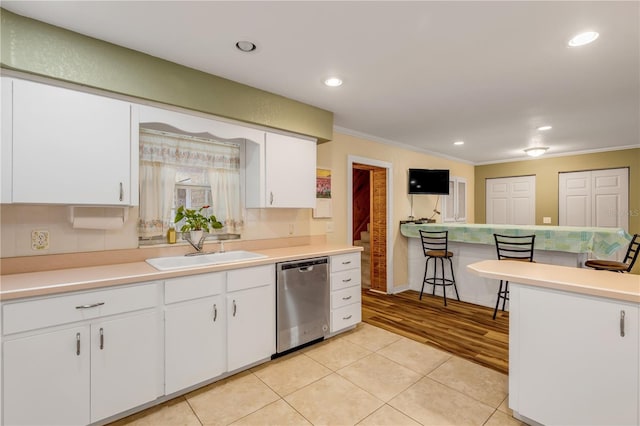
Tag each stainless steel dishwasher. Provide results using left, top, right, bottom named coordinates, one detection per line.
left=276, top=257, right=330, bottom=354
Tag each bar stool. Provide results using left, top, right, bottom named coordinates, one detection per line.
left=493, top=234, right=536, bottom=320
left=585, top=234, right=639, bottom=273
left=419, top=229, right=459, bottom=306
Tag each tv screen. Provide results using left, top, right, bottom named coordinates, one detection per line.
left=408, top=169, right=450, bottom=195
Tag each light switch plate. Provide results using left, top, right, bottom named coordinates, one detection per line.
left=31, top=230, right=50, bottom=250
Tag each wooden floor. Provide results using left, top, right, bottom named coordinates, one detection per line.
left=361, top=289, right=509, bottom=374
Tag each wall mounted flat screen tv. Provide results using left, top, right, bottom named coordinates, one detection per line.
left=408, top=169, right=450, bottom=195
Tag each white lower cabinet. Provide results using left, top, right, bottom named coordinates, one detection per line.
left=1, top=282, right=163, bottom=426
left=1, top=254, right=359, bottom=425
left=227, top=265, right=276, bottom=372
left=164, top=271, right=226, bottom=395
left=90, top=310, right=163, bottom=423
left=510, top=284, right=639, bottom=426
left=330, top=253, right=362, bottom=333
left=3, top=325, right=91, bottom=426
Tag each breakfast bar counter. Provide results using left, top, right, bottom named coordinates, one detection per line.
left=400, top=223, right=632, bottom=308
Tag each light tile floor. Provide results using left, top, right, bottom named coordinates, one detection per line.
left=111, top=323, right=526, bottom=426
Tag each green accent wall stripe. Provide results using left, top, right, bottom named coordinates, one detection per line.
left=0, top=8, right=333, bottom=141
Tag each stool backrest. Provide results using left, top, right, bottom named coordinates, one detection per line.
left=622, top=234, right=640, bottom=272
left=494, top=234, right=535, bottom=262
left=419, top=230, right=449, bottom=256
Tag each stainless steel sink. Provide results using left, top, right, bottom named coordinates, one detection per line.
left=145, top=250, right=268, bottom=271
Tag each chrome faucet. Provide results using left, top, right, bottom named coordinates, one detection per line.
left=183, top=233, right=207, bottom=254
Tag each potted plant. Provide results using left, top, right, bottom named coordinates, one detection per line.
left=174, top=205, right=223, bottom=244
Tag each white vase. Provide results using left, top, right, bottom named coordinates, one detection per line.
left=189, top=230, right=204, bottom=243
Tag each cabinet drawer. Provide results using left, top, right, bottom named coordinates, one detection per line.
left=331, top=269, right=361, bottom=291
left=227, top=264, right=275, bottom=292
left=165, top=272, right=225, bottom=304
left=331, top=303, right=361, bottom=333
left=2, top=282, right=161, bottom=335
left=331, top=252, right=361, bottom=273
left=331, top=286, right=362, bottom=310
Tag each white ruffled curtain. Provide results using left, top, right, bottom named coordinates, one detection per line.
left=138, top=129, right=241, bottom=238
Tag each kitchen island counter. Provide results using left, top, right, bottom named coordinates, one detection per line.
left=467, top=259, right=640, bottom=426
left=468, top=259, right=640, bottom=303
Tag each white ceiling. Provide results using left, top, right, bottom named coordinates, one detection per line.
left=3, top=1, right=639, bottom=164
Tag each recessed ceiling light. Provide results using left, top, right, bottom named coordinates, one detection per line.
left=235, top=40, right=257, bottom=52
left=324, top=77, right=343, bottom=87
left=537, top=125, right=552, bottom=131
left=453, top=140, right=464, bottom=145
left=568, top=31, right=599, bottom=47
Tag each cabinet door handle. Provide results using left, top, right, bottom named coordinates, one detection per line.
left=213, top=304, right=218, bottom=322
left=343, top=315, right=353, bottom=320
left=99, top=327, right=104, bottom=350
left=342, top=278, right=352, bottom=283
left=76, top=333, right=81, bottom=356
left=119, top=182, right=124, bottom=202
left=233, top=300, right=237, bottom=317
left=270, top=192, right=274, bottom=205
left=620, top=310, right=626, bottom=337
left=342, top=296, right=352, bottom=300
left=342, top=261, right=352, bottom=265
left=75, top=302, right=105, bottom=309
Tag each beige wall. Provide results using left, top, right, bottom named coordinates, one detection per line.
left=315, top=132, right=475, bottom=290
left=475, top=148, right=640, bottom=273
left=474, top=148, right=639, bottom=232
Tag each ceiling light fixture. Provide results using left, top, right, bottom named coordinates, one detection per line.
left=568, top=31, right=599, bottom=47
left=537, top=125, right=552, bottom=131
left=235, top=40, right=257, bottom=52
left=524, top=147, right=549, bottom=157
left=324, top=77, right=343, bottom=87
left=454, top=140, right=464, bottom=145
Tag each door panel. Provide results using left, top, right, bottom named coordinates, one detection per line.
left=559, top=168, right=628, bottom=231
left=486, top=176, right=535, bottom=225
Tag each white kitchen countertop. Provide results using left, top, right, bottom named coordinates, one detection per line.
left=468, top=259, right=640, bottom=303
left=0, top=244, right=362, bottom=301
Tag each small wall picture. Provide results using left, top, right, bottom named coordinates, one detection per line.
left=316, top=168, right=332, bottom=198
left=314, top=168, right=332, bottom=218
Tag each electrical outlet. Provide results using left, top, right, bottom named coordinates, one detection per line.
left=31, top=230, right=49, bottom=250
left=543, top=217, right=552, bottom=224
left=288, top=223, right=295, bottom=235
left=326, top=222, right=334, bottom=233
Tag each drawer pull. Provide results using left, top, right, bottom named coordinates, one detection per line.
left=342, top=296, right=352, bottom=301
left=233, top=300, right=237, bottom=317
left=343, top=314, right=353, bottom=320
left=76, top=333, right=81, bottom=356
left=342, top=278, right=352, bottom=283
left=213, top=304, right=218, bottom=322
left=119, top=182, right=124, bottom=201
left=75, top=302, right=105, bottom=310
left=99, top=327, right=104, bottom=350
left=342, top=261, right=352, bottom=265
left=620, top=310, right=626, bottom=337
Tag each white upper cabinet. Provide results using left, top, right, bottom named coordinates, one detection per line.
left=245, top=132, right=316, bottom=208
left=3, top=77, right=136, bottom=205
left=443, top=176, right=467, bottom=223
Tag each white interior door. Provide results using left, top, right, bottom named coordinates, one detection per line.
left=486, top=176, right=535, bottom=225
left=559, top=168, right=628, bottom=231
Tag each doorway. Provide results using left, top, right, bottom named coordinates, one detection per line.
left=348, top=156, right=392, bottom=293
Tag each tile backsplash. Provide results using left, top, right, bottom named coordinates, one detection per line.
left=0, top=205, right=319, bottom=258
